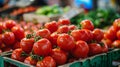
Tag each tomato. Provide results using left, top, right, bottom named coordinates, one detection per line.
left=113, top=18, right=120, bottom=31
left=49, top=32, right=59, bottom=46
left=100, top=42, right=108, bottom=53
left=0, top=34, right=2, bottom=46
left=68, top=25, right=77, bottom=30
left=33, top=38, right=52, bottom=56
left=85, top=29, right=93, bottom=42
left=112, top=40, right=120, bottom=48
left=2, top=32, right=15, bottom=46
left=11, top=26, right=25, bottom=41
left=71, top=40, right=89, bottom=58
left=3, top=47, right=12, bottom=52
left=102, top=39, right=112, bottom=48
left=11, top=48, right=26, bottom=62
left=89, top=43, right=102, bottom=56
left=5, top=20, right=17, bottom=29
left=104, top=26, right=117, bottom=41
left=57, top=25, right=69, bottom=33
left=50, top=48, right=67, bottom=65
left=36, top=29, right=51, bottom=39
left=57, top=33, right=75, bottom=51
left=13, top=41, right=21, bottom=49
left=45, top=21, right=58, bottom=33
left=20, top=38, right=34, bottom=53
left=93, top=29, right=104, bottom=42
left=80, top=19, right=94, bottom=31
left=58, top=19, right=70, bottom=26
left=117, top=30, right=120, bottom=39
left=24, top=56, right=37, bottom=65
left=36, top=56, right=56, bottom=67
left=71, top=29, right=88, bottom=41
left=0, top=23, right=6, bottom=34
left=0, top=49, right=2, bottom=54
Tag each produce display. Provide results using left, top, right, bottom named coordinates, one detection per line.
left=71, top=9, right=120, bottom=28
left=9, top=19, right=109, bottom=67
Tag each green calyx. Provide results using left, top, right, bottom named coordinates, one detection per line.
left=34, top=36, right=42, bottom=42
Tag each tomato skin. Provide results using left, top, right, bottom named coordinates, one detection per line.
left=24, top=56, right=37, bottom=65
left=36, top=56, right=56, bottom=67
left=3, top=47, right=12, bottom=52
left=80, top=20, right=94, bottom=31
left=33, top=38, right=52, bottom=56
left=113, top=18, right=120, bottom=31
left=0, top=34, right=2, bottom=46
left=36, top=29, right=51, bottom=39
left=57, top=34, right=75, bottom=51
left=68, top=25, right=77, bottom=30
left=45, top=21, right=58, bottom=33
left=93, top=29, right=104, bottom=42
left=0, top=49, right=2, bottom=54
left=102, top=39, right=112, bottom=48
left=11, top=26, right=25, bottom=41
left=72, top=40, right=89, bottom=58
left=58, top=19, right=70, bottom=26
left=101, top=42, right=108, bottom=53
left=85, top=29, right=93, bottom=42
left=112, top=40, right=120, bottom=48
left=104, top=26, right=117, bottom=41
left=2, top=32, right=15, bottom=46
left=117, top=30, right=120, bottom=39
left=50, top=48, right=67, bottom=65
left=5, top=20, right=17, bottom=29
left=0, top=23, right=6, bottom=34
left=20, top=38, right=34, bottom=53
left=89, top=43, right=102, bottom=56
left=57, top=25, right=69, bottom=33
left=11, top=48, right=26, bottom=62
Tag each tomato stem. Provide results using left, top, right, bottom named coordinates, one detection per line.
left=21, top=52, right=28, bottom=57
left=34, top=36, right=42, bottom=42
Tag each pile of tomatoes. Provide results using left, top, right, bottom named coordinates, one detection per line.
left=11, top=19, right=109, bottom=67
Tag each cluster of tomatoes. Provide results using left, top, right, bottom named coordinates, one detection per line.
left=11, top=19, right=109, bottom=67
left=103, top=18, right=120, bottom=48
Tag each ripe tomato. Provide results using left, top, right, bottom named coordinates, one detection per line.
left=80, top=19, right=94, bottom=31
left=102, top=39, right=112, bottom=48
left=0, top=23, right=6, bottom=34
left=58, top=19, right=70, bottom=26
left=93, top=29, right=104, bottom=42
left=45, top=21, right=58, bottom=33
left=68, top=25, right=77, bottom=30
left=71, top=29, right=88, bottom=41
left=36, top=56, right=56, bottom=67
left=11, top=48, right=26, bottom=62
left=89, top=43, right=102, bottom=56
left=36, top=29, right=51, bottom=39
left=50, top=48, right=67, bottom=65
left=33, top=38, right=52, bottom=56
left=0, top=34, right=2, bottom=46
left=3, top=47, right=12, bottom=52
left=57, top=25, right=69, bottom=33
left=11, top=26, right=25, bottom=41
left=20, top=38, right=34, bottom=53
left=100, top=42, right=108, bottom=53
left=13, top=41, right=21, bottom=49
left=57, top=33, right=75, bottom=51
left=2, top=32, right=15, bottom=46
left=0, top=49, right=2, bottom=54
left=104, top=26, right=117, bottom=41
left=24, top=56, right=37, bottom=65
left=113, top=18, right=120, bottom=31
left=85, top=29, right=93, bottom=42
left=117, top=30, right=120, bottom=39
left=112, top=40, right=120, bottom=48
left=71, top=40, right=89, bottom=58
left=5, top=20, right=17, bottom=29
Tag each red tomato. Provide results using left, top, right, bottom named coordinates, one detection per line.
left=5, top=20, right=17, bottom=29
left=45, top=21, right=58, bottom=33
left=72, top=40, right=89, bottom=58
left=57, top=25, right=69, bottom=33
left=93, top=29, right=104, bottom=42
left=0, top=34, right=2, bottom=46
left=113, top=18, right=120, bottom=31
left=58, top=19, right=71, bottom=26
left=80, top=19, right=94, bottom=31
left=50, top=48, right=67, bottom=65
left=104, top=26, right=117, bottom=41
left=3, top=47, right=12, bottom=52
left=33, top=38, right=52, bottom=56
left=85, top=29, right=93, bottom=42
left=101, top=42, right=108, bottom=53
left=89, top=43, right=102, bottom=56
left=24, top=56, right=37, bottom=65
left=71, top=29, right=88, bottom=41
left=20, top=38, right=34, bottom=53
left=2, top=32, right=15, bottom=46
left=117, top=30, right=120, bottom=39
left=36, top=29, right=51, bottom=39
left=68, top=25, right=77, bottom=30
left=36, top=56, right=56, bottom=67
left=112, top=40, right=120, bottom=48
left=0, top=49, right=2, bottom=54
left=11, top=48, right=26, bottom=62
left=0, top=23, right=6, bottom=34
left=11, top=26, right=25, bottom=41
left=57, top=34, right=75, bottom=51
left=13, top=41, right=21, bottom=49
left=102, top=39, right=112, bottom=48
